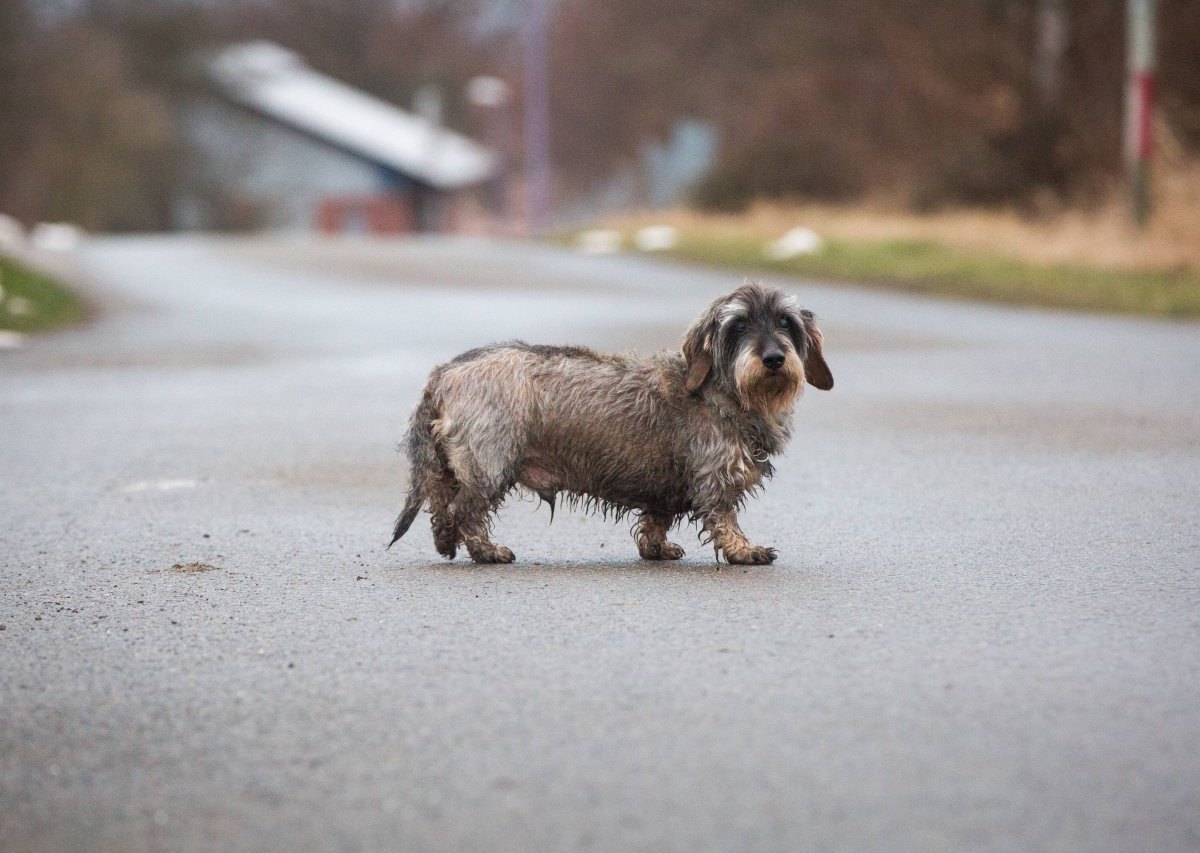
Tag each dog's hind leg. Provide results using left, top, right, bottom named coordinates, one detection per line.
left=436, top=363, right=530, bottom=564
left=635, top=511, right=685, bottom=560
left=442, top=441, right=518, bottom=564
left=426, top=464, right=461, bottom=559
left=452, top=489, right=515, bottom=564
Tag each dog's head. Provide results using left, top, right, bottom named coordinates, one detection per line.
left=682, top=282, right=833, bottom=414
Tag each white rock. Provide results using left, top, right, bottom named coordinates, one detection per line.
left=576, top=229, right=622, bottom=255
left=30, top=222, right=85, bottom=252
left=121, top=479, right=199, bottom=493
left=5, top=296, right=33, bottom=317
left=0, top=330, right=27, bottom=350
left=0, top=214, right=24, bottom=250
left=633, top=225, right=679, bottom=252
left=766, top=226, right=823, bottom=260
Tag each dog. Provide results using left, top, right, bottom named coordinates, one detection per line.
left=389, top=282, right=833, bottom=564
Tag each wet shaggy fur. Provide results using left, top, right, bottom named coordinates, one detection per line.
left=389, top=282, right=833, bottom=564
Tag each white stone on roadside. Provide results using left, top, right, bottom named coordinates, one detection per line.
left=766, top=227, right=824, bottom=260
left=576, top=229, right=622, bottom=255
left=633, top=225, right=679, bottom=252
left=30, top=222, right=85, bottom=252
left=0, top=330, right=27, bottom=350
left=0, top=214, right=23, bottom=251
left=5, top=296, right=33, bottom=317
left=121, top=479, right=199, bottom=493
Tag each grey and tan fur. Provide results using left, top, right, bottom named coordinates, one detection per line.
left=389, top=282, right=833, bottom=564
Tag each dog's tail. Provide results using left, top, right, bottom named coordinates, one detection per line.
left=388, top=387, right=440, bottom=549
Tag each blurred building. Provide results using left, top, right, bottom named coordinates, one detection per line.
left=554, top=119, right=718, bottom=227
left=178, top=42, right=496, bottom=234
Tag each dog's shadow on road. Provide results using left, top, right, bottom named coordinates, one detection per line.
left=385, top=558, right=787, bottom=580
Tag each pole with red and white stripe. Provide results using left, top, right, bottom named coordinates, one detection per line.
left=1126, top=0, right=1158, bottom=228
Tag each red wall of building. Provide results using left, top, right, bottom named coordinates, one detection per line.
left=316, top=195, right=414, bottom=235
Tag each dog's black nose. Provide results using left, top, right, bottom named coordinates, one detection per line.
left=762, top=352, right=785, bottom=370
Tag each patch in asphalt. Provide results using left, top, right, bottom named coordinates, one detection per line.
left=157, top=562, right=221, bottom=574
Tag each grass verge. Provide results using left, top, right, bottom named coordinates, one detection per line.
left=0, top=253, right=86, bottom=333
left=664, top=232, right=1200, bottom=318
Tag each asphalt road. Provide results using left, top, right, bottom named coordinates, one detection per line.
left=2, top=235, right=1198, bottom=853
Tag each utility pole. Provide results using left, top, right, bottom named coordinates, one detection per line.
left=1126, top=0, right=1158, bottom=228
left=523, top=0, right=551, bottom=235
left=467, top=76, right=514, bottom=233
left=1034, top=0, right=1067, bottom=110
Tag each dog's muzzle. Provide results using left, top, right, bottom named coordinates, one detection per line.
left=761, top=349, right=786, bottom=371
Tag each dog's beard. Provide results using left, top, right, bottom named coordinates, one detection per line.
left=733, top=348, right=803, bottom=415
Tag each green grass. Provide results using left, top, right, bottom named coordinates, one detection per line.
left=663, top=233, right=1200, bottom=318
left=0, top=253, right=86, bottom=333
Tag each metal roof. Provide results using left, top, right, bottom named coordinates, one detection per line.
left=206, top=42, right=496, bottom=190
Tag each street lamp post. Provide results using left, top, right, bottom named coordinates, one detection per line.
left=523, top=0, right=551, bottom=235
left=467, top=76, right=514, bottom=234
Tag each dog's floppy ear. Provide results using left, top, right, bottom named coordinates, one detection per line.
left=681, top=299, right=722, bottom=393
left=800, top=310, right=833, bottom=390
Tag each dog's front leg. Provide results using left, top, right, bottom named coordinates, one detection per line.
left=635, top=511, right=685, bottom=560
left=703, top=507, right=777, bottom=565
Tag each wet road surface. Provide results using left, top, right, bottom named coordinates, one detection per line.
left=2, top=235, right=1198, bottom=852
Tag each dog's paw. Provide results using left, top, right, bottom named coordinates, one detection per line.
left=660, top=542, right=685, bottom=560
left=724, top=545, right=776, bottom=565
left=639, top=541, right=686, bottom=561
left=469, top=544, right=516, bottom=564
left=485, top=545, right=516, bottom=564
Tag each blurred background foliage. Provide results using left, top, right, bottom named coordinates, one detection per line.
left=2, top=0, right=1199, bottom=232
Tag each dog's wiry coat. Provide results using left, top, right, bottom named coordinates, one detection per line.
left=390, top=282, right=832, bottom=564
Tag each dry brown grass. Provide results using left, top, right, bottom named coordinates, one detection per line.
left=585, top=162, right=1200, bottom=316
left=606, top=161, right=1200, bottom=274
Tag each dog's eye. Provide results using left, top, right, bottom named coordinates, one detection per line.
left=778, top=316, right=790, bottom=329
left=731, top=320, right=747, bottom=334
